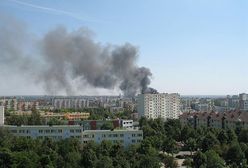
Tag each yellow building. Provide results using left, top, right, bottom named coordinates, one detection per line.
left=64, top=112, right=90, bottom=120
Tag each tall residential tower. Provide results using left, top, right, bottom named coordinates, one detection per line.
left=137, top=93, right=181, bottom=120
left=0, top=106, right=4, bottom=125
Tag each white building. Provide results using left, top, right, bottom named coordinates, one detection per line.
left=239, top=93, right=248, bottom=111
left=0, top=98, right=17, bottom=111
left=53, top=98, right=89, bottom=109
left=137, top=93, right=181, bottom=120
left=3, top=125, right=143, bottom=147
left=121, top=120, right=134, bottom=129
left=0, top=106, right=4, bottom=125
left=82, top=129, right=143, bottom=147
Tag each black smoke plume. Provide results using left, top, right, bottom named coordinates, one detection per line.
left=0, top=14, right=155, bottom=96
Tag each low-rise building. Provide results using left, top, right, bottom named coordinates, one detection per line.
left=64, top=112, right=90, bottom=120
left=180, top=111, right=248, bottom=129
left=121, top=120, right=133, bottom=129
left=68, top=119, right=134, bottom=130
left=82, top=129, right=143, bottom=147
left=3, top=125, right=142, bottom=147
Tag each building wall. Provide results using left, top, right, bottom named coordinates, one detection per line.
left=239, top=93, right=248, bottom=111
left=121, top=120, right=133, bottom=129
left=138, top=93, right=181, bottom=120
left=180, top=112, right=248, bottom=130
left=5, top=125, right=82, bottom=140
left=0, top=106, right=4, bottom=125
left=82, top=129, right=143, bottom=147
left=3, top=125, right=143, bottom=147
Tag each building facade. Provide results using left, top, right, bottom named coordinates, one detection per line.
left=82, top=129, right=143, bottom=147
left=3, top=125, right=142, bottom=147
left=239, top=93, right=248, bottom=111
left=137, top=93, right=181, bottom=120
left=64, top=112, right=90, bottom=120
left=0, top=106, right=4, bottom=125
left=53, top=98, right=90, bottom=109
left=180, top=111, right=248, bottom=129
left=68, top=119, right=134, bottom=130
left=0, top=98, right=17, bottom=111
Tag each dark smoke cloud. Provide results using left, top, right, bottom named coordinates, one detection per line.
left=0, top=14, right=155, bottom=96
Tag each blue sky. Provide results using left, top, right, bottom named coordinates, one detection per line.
left=0, top=0, right=248, bottom=95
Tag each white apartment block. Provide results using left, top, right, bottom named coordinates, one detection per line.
left=3, top=125, right=143, bottom=147
left=138, top=93, right=181, bottom=120
left=0, top=98, right=17, bottom=111
left=0, top=106, right=4, bottom=125
left=121, top=120, right=134, bottom=129
left=53, top=98, right=89, bottom=109
left=82, top=129, right=143, bottom=147
left=239, top=93, right=248, bottom=111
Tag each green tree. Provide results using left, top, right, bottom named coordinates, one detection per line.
left=12, top=152, right=35, bottom=168
left=0, top=148, right=12, bottom=167
left=226, top=143, right=246, bottom=167
left=201, top=132, right=219, bottom=152
left=239, top=129, right=248, bottom=143
left=96, top=156, right=113, bottom=168
left=193, top=151, right=207, bottom=168
left=217, top=130, right=228, bottom=144
left=162, top=138, right=179, bottom=156
left=160, top=154, right=178, bottom=168
left=100, top=121, right=114, bottom=130
left=185, top=138, right=197, bottom=155
left=205, top=150, right=225, bottom=168
left=226, top=129, right=238, bottom=143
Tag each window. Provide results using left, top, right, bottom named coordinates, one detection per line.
left=11, top=130, right=17, bottom=133
left=76, top=129, right=81, bottom=133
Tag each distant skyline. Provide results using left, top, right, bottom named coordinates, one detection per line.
left=0, top=0, right=248, bottom=95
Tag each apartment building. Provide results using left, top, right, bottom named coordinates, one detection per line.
left=239, top=93, right=248, bottom=111
left=53, top=98, right=89, bottom=109
left=64, top=112, right=90, bottom=120
left=68, top=119, right=134, bottom=130
left=3, top=125, right=142, bottom=147
left=121, top=120, right=134, bottom=129
left=180, top=111, right=248, bottom=129
left=82, top=129, right=143, bottom=147
left=137, top=93, right=181, bottom=120
left=17, top=100, right=39, bottom=111
left=5, top=125, right=82, bottom=140
left=0, top=106, right=4, bottom=125
left=0, top=98, right=17, bottom=111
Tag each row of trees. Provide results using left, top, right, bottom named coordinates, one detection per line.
left=0, top=128, right=162, bottom=168
left=4, top=113, right=248, bottom=167
left=139, top=117, right=248, bottom=167
left=6, top=107, right=134, bottom=126
left=52, top=107, right=134, bottom=120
